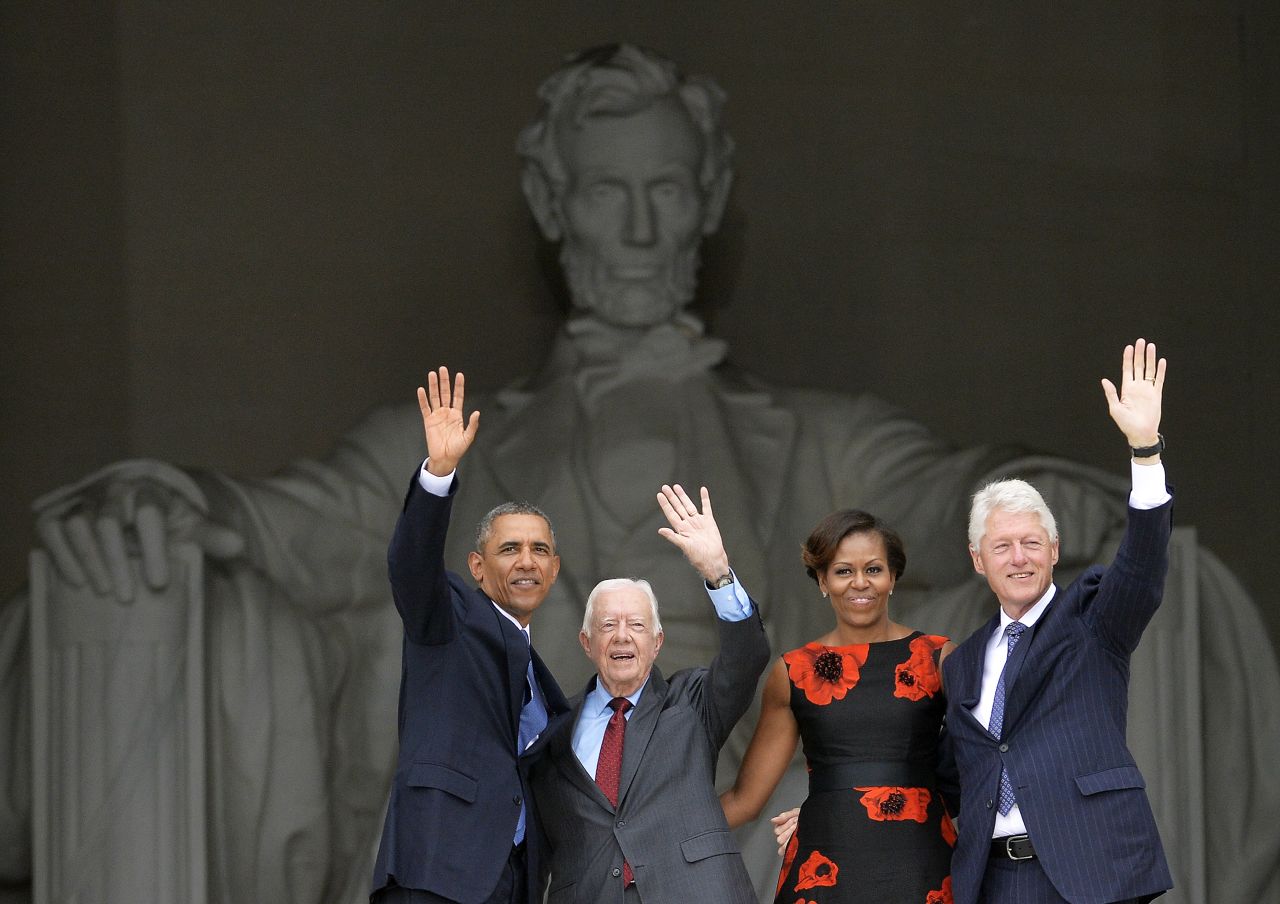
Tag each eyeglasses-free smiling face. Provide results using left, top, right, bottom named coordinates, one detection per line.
left=969, top=508, right=1060, bottom=618
left=467, top=513, right=560, bottom=626
left=818, top=532, right=897, bottom=636
left=580, top=586, right=664, bottom=697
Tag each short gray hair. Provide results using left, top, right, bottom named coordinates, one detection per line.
left=968, top=479, right=1058, bottom=548
left=474, top=501, right=556, bottom=553
left=516, top=43, right=734, bottom=195
left=582, top=578, right=663, bottom=637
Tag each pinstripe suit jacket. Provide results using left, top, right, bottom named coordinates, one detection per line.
left=941, top=498, right=1175, bottom=904
left=528, top=609, right=770, bottom=904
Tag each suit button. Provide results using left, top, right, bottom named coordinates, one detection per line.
left=513, top=795, right=522, bottom=806
left=999, top=743, right=1009, bottom=753
left=612, top=868, right=621, bottom=878
left=985, top=799, right=993, bottom=809
left=617, top=820, right=626, bottom=828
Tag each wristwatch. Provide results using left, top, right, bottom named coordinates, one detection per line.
left=709, top=572, right=734, bottom=590
left=1130, top=433, right=1165, bottom=458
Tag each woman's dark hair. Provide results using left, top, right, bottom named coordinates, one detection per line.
left=801, top=509, right=906, bottom=582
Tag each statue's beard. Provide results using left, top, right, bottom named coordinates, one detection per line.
left=560, top=242, right=701, bottom=328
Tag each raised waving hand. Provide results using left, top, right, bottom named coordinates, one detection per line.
left=1100, top=338, right=1166, bottom=453
left=656, top=484, right=730, bottom=584
left=419, top=366, right=480, bottom=477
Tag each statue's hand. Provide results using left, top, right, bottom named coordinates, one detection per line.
left=656, top=484, right=730, bottom=583
left=33, top=459, right=245, bottom=602
left=418, top=366, right=479, bottom=476
left=1100, top=337, right=1165, bottom=451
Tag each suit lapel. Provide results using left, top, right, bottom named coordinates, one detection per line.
left=616, top=668, right=667, bottom=808
left=1002, top=590, right=1061, bottom=729
left=955, top=613, right=1001, bottom=711
left=530, top=647, right=568, bottom=716
left=551, top=682, right=617, bottom=811
left=478, top=589, right=529, bottom=743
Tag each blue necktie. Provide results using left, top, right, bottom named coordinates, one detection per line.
left=989, top=621, right=1026, bottom=816
left=514, top=629, right=547, bottom=844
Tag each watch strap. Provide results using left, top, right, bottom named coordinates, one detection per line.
left=709, top=572, right=734, bottom=590
left=1131, top=433, right=1165, bottom=457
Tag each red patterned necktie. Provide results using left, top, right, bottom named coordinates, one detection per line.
left=594, top=696, right=634, bottom=885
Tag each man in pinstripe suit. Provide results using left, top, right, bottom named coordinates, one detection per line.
left=941, top=338, right=1174, bottom=904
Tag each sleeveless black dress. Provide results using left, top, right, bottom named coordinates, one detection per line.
left=773, top=632, right=954, bottom=904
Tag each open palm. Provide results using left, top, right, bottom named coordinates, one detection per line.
left=418, top=366, right=479, bottom=475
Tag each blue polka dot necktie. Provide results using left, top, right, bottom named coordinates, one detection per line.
left=990, top=621, right=1026, bottom=816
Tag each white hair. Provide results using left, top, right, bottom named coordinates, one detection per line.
left=582, top=578, right=663, bottom=637
left=968, top=479, right=1058, bottom=548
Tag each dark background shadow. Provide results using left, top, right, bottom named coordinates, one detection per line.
left=3, top=2, right=1277, bottom=658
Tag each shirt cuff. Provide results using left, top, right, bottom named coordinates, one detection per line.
left=1129, top=460, right=1171, bottom=510
left=706, top=569, right=754, bottom=621
left=418, top=459, right=455, bottom=497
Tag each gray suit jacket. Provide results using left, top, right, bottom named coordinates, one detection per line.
left=528, top=608, right=770, bottom=904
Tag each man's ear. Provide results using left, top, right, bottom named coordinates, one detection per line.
left=969, top=545, right=986, bottom=576
left=521, top=162, right=563, bottom=241
left=468, top=550, right=485, bottom=584
left=700, top=167, right=733, bottom=235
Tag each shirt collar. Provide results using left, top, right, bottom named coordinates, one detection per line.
left=585, top=675, right=648, bottom=716
left=999, top=584, right=1056, bottom=633
left=490, top=600, right=529, bottom=640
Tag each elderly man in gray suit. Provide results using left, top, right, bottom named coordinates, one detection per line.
left=528, top=483, right=769, bottom=904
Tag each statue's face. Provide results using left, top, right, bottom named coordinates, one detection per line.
left=555, top=97, right=708, bottom=327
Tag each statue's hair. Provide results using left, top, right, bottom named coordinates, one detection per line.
left=516, top=43, right=734, bottom=193
left=474, top=501, right=556, bottom=553
left=582, top=577, right=663, bottom=638
left=967, top=479, right=1058, bottom=548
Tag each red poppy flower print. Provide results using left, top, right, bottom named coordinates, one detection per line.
left=854, top=786, right=932, bottom=822
left=775, top=831, right=799, bottom=898
left=940, top=811, right=957, bottom=847
left=785, top=643, right=868, bottom=705
left=925, top=876, right=953, bottom=903
left=893, top=635, right=947, bottom=701
left=912, top=634, right=948, bottom=657
left=794, top=850, right=839, bottom=891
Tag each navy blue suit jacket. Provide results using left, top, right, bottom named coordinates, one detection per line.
left=371, top=474, right=569, bottom=903
left=941, top=498, right=1175, bottom=904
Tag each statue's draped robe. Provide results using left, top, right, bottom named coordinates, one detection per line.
left=2, top=322, right=1277, bottom=902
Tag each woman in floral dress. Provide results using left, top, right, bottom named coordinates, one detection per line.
left=720, top=510, right=955, bottom=904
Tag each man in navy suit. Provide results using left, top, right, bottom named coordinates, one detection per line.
left=370, top=366, right=571, bottom=904
left=942, top=338, right=1174, bottom=904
